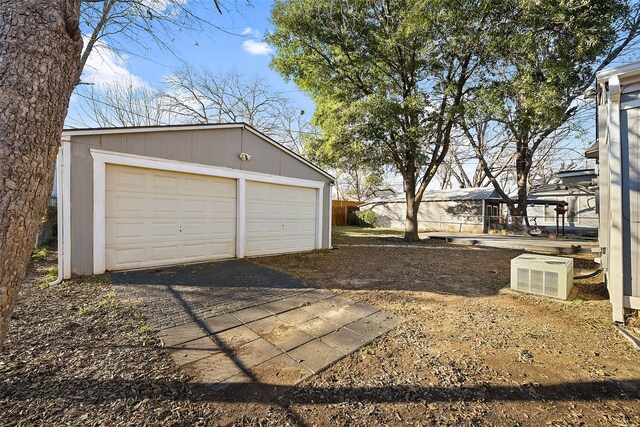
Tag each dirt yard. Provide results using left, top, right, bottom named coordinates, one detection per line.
left=2, top=228, right=640, bottom=426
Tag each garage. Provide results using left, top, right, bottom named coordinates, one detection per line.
left=245, top=181, right=317, bottom=256
left=105, top=165, right=237, bottom=270
left=54, top=123, right=333, bottom=277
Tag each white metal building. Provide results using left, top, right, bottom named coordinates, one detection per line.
left=596, top=62, right=640, bottom=322
left=359, top=187, right=505, bottom=233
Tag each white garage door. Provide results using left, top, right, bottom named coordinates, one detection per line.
left=105, top=165, right=236, bottom=270
left=245, top=181, right=317, bottom=256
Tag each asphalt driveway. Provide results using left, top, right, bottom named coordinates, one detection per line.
left=111, top=259, right=397, bottom=390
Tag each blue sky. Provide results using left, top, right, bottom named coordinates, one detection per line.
left=66, top=0, right=314, bottom=128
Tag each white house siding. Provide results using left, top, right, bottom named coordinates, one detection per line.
left=363, top=200, right=485, bottom=233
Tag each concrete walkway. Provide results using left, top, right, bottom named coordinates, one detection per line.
left=423, top=232, right=598, bottom=254
left=112, top=260, right=397, bottom=389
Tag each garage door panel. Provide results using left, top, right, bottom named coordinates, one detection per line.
left=106, top=239, right=235, bottom=270
left=245, top=235, right=315, bottom=254
left=105, top=165, right=236, bottom=270
left=109, top=169, right=148, bottom=191
left=108, top=220, right=148, bottom=240
left=106, top=192, right=236, bottom=219
left=106, top=218, right=234, bottom=245
left=107, top=166, right=237, bottom=197
left=153, top=175, right=179, bottom=192
left=245, top=181, right=317, bottom=256
left=153, top=197, right=180, bottom=214
left=246, top=220, right=315, bottom=235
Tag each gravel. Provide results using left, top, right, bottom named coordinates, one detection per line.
left=3, top=238, right=640, bottom=426
left=0, top=253, right=220, bottom=426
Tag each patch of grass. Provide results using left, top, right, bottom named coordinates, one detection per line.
left=584, top=316, right=611, bottom=332
left=333, top=226, right=403, bottom=238
left=31, top=246, right=51, bottom=263
left=39, top=266, right=58, bottom=289
left=77, top=306, right=94, bottom=316
left=138, top=323, right=152, bottom=338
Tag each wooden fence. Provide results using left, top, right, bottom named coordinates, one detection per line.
left=332, top=200, right=361, bottom=226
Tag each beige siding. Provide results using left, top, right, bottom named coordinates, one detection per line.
left=67, top=126, right=332, bottom=275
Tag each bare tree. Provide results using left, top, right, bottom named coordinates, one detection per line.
left=460, top=3, right=640, bottom=228
left=460, top=95, right=602, bottom=228
left=75, top=80, right=174, bottom=127
left=440, top=122, right=516, bottom=190
left=77, top=1, right=225, bottom=86
left=0, top=0, right=223, bottom=350
left=164, top=67, right=310, bottom=152
left=332, top=166, right=392, bottom=202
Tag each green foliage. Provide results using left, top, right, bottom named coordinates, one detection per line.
left=39, top=266, right=58, bottom=289
left=269, top=0, right=631, bottom=232
left=268, top=0, right=501, bottom=183
left=348, top=210, right=377, bottom=228
left=473, top=0, right=627, bottom=135
left=31, top=246, right=50, bottom=263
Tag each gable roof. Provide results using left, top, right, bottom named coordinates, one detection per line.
left=585, top=141, right=599, bottom=159
left=361, top=187, right=504, bottom=206
left=62, top=122, right=334, bottom=181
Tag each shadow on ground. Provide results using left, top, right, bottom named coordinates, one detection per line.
left=3, top=375, right=639, bottom=405
left=111, top=260, right=311, bottom=289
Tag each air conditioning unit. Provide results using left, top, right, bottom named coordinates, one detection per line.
left=510, top=254, right=574, bottom=300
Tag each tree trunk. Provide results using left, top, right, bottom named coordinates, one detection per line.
left=403, top=170, right=420, bottom=241
left=0, top=0, right=82, bottom=350
left=509, top=140, right=532, bottom=231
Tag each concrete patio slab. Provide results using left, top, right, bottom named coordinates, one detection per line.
left=111, top=259, right=398, bottom=390
left=288, top=339, right=345, bottom=374
left=158, top=322, right=207, bottom=347
left=200, top=313, right=242, bottom=334
left=251, top=353, right=313, bottom=386
left=344, top=302, right=381, bottom=318
left=276, top=307, right=317, bottom=325
left=189, top=352, right=246, bottom=383
left=296, top=317, right=340, bottom=338
left=170, top=336, right=221, bottom=366
left=301, top=300, right=335, bottom=316
left=260, top=298, right=306, bottom=314
left=232, top=306, right=272, bottom=323
left=365, top=311, right=400, bottom=329
left=233, top=338, right=282, bottom=369
left=278, top=292, right=326, bottom=307
left=317, top=306, right=367, bottom=326
left=260, top=323, right=315, bottom=351
left=324, top=295, right=353, bottom=308
left=245, top=315, right=290, bottom=336
left=214, top=325, right=260, bottom=350
left=320, top=328, right=369, bottom=355
left=345, top=317, right=392, bottom=341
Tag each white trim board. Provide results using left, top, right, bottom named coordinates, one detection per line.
left=91, top=149, right=325, bottom=189
left=91, top=149, right=326, bottom=274
left=597, top=61, right=640, bottom=82
left=64, top=123, right=334, bottom=181
left=624, top=296, right=640, bottom=310
left=62, top=138, right=72, bottom=279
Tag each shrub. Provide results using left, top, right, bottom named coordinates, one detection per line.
left=348, top=209, right=377, bottom=227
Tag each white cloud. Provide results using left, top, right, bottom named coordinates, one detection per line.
left=80, top=36, right=146, bottom=88
left=242, top=39, right=271, bottom=56
left=241, top=27, right=260, bottom=37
